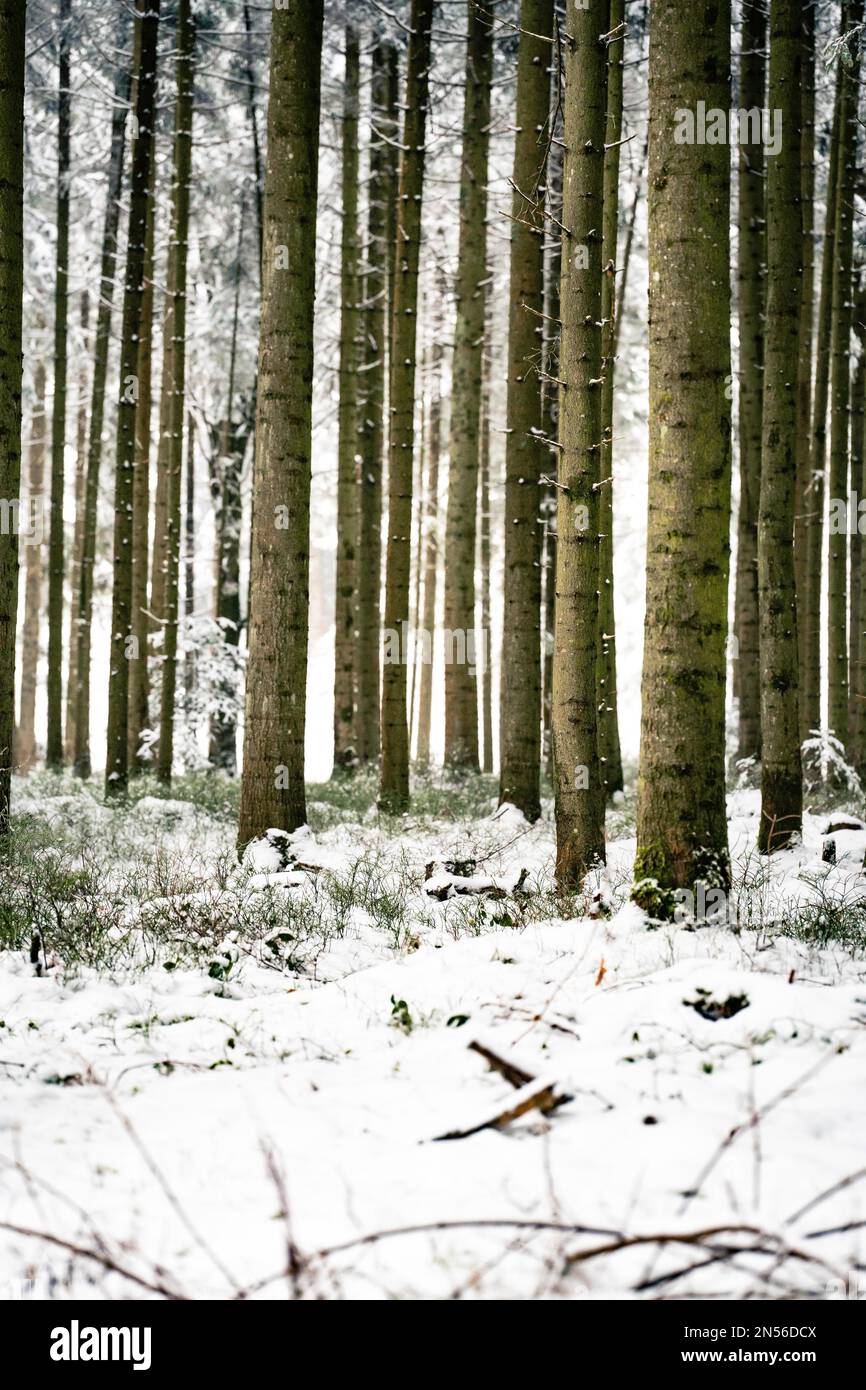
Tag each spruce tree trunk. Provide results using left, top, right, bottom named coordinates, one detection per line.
left=104, top=0, right=160, bottom=796
left=498, top=0, right=554, bottom=823
left=73, top=50, right=132, bottom=779
left=0, top=0, right=25, bottom=830
left=802, top=62, right=843, bottom=747
left=415, top=337, right=442, bottom=771
left=237, top=0, right=324, bottom=848
left=128, top=152, right=157, bottom=772
left=757, top=0, right=803, bottom=854
left=479, top=346, right=493, bottom=775
left=733, top=0, right=766, bottom=764
left=848, top=324, right=866, bottom=759
left=794, top=1, right=816, bottom=739
left=442, top=3, right=493, bottom=770
left=541, top=132, right=562, bottom=779
left=333, top=27, right=361, bottom=772
left=826, top=0, right=862, bottom=749
left=635, top=0, right=732, bottom=900
left=184, top=410, right=195, bottom=697
left=16, top=362, right=45, bottom=775
left=64, top=290, right=90, bottom=762
left=242, top=0, right=264, bottom=283
left=46, top=0, right=72, bottom=769
left=596, top=0, right=625, bottom=798
left=552, top=0, right=607, bottom=888
left=155, top=0, right=195, bottom=787
left=378, top=0, right=435, bottom=813
left=355, top=42, right=399, bottom=766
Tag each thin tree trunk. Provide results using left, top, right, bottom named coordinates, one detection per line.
left=541, top=129, right=562, bottom=779
left=128, top=150, right=157, bottom=772
left=104, top=0, right=160, bottom=796
left=378, top=0, right=435, bottom=813
left=757, top=0, right=803, bottom=854
left=848, top=324, right=866, bottom=760
left=794, top=1, right=816, bottom=740
left=803, top=52, right=844, bottom=748
left=415, top=339, right=442, bottom=771
left=184, top=410, right=195, bottom=700
left=64, top=289, right=90, bottom=762
left=16, top=362, right=45, bottom=775
left=333, top=26, right=361, bottom=772
left=479, top=347, right=493, bottom=776
left=73, top=46, right=132, bottom=779
left=237, top=0, right=324, bottom=848
left=596, top=0, right=625, bottom=799
left=408, top=385, right=426, bottom=751
left=0, top=0, right=25, bottom=830
left=826, top=0, right=862, bottom=749
left=442, top=2, right=493, bottom=770
left=552, top=0, right=607, bottom=888
left=733, top=0, right=766, bottom=764
left=498, top=0, right=554, bottom=823
left=242, top=0, right=263, bottom=284
left=46, top=0, right=72, bottom=769
left=634, top=0, right=732, bottom=901
left=355, top=42, right=399, bottom=766
left=154, top=0, right=195, bottom=787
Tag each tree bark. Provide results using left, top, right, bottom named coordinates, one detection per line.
left=757, top=0, right=803, bottom=854
left=333, top=26, right=361, bottom=772
left=498, top=0, right=554, bottom=823
left=154, top=0, right=195, bottom=787
left=378, top=0, right=435, bottom=813
left=0, top=0, right=25, bottom=831
left=73, top=44, right=132, bottom=779
left=552, top=0, right=607, bottom=888
left=794, top=1, right=816, bottom=742
left=355, top=42, right=399, bottom=766
left=104, top=0, right=160, bottom=796
left=848, top=317, right=866, bottom=763
left=64, top=289, right=90, bottom=762
left=46, top=0, right=72, bottom=769
left=415, top=335, right=443, bottom=771
left=826, top=0, right=862, bottom=750
left=596, top=0, right=625, bottom=798
left=479, top=339, right=493, bottom=775
left=16, top=361, right=47, bottom=774
left=237, top=0, right=324, bottom=848
left=733, top=0, right=766, bottom=764
left=634, top=0, right=732, bottom=900
left=128, top=149, right=157, bottom=772
left=442, top=2, right=493, bottom=770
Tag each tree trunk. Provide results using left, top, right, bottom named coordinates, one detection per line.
left=155, top=0, right=195, bottom=787
left=552, top=0, right=607, bottom=888
left=333, top=26, right=361, bottom=772
left=479, top=347, right=494, bottom=776
left=0, top=0, right=25, bottom=831
left=498, top=0, right=554, bottom=823
left=757, top=0, right=803, bottom=854
left=541, top=127, right=562, bottom=780
left=184, top=410, right=195, bottom=696
left=242, top=0, right=263, bottom=284
left=416, top=336, right=442, bottom=771
left=46, top=0, right=72, bottom=769
left=596, top=0, right=625, bottom=798
left=237, top=0, right=324, bottom=848
left=442, top=2, right=493, bottom=770
left=73, top=46, right=132, bottom=780
left=104, top=0, right=160, bottom=796
left=355, top=42, right=399, bottom=766
left=848, top=321, right=866, bottom=762
left=634, top=0, right=732, bottom=901
left=128, top=149, right=157, bottom=772
left=794, top=1, right=816, bottom=742
left=16, top=362, right=44, bottom=775
left=802, top=49, right=843, bottom=748
left=378, top=0, right=435, bottom=813
left=733, top=0, right=766, bottom=764
left=826, top=0, right=862, bottom=750
left=64, top=289, right=90, bottom=762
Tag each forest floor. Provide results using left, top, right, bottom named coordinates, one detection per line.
left=0, top=768, right=865, bottom=1300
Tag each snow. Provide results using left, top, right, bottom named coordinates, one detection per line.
left=1, top=785, right=865, bottom=1300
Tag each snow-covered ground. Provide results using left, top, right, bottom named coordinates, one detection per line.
left=1, top=781, right=865, bottom=1300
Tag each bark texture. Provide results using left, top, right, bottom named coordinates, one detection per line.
left=635, top=0, right=732, bottom=900
left=237, top=0, right=324, bottom=848
left=498, top=0, right=555, bottom=823
left=757, top=0, right=803, bottom=854
left=17, top=362, right=47, bottom=774
left=378, top=0, right=435, bottom=812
